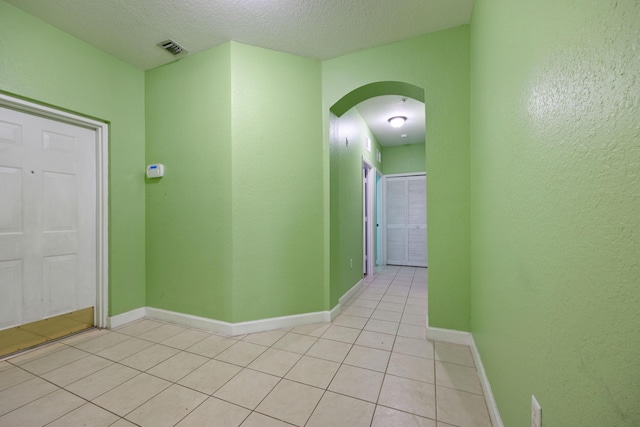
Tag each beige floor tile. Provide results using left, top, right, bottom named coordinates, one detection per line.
left=215, top=341, right=268, bottom=367
left=160, top=328, right=210, bottom=350
left=47, top=402, right=119, bottom=427
left=290, top=322, right=331, bottom=337
left=19, top=347, right=89, bottom=375
left=147, top=351, right=209, bottom=382
left=331, top=314, right=368, bottom=329
left=306, top=338, right=352, bottom=363
left=126, top=384, right=207, bottom=427
left=343, top=306, right=375, bottom=318
left=377, top=302, right=405, bottom=313
left=321, top=325, right=361, bottom=344
left=178, top=359, right=242, bottom=395
left=387, top=353, right=435, bottom=383
left=434, top=342, right=475, bottom=367
left=409, top=297, right=429, bottom=307
left=285, top=355, right=340, bottom=389
left=436, top=386, right=492, bottom=427
left=119, top=343, right=180, bottom=371
left=115, top=319, right=163, bottom=337
left=358, top=291, right=384, bottom=300
left=404, top=304, right=428, bottom=315
left=364, top=319, right=399, bottom=335
left=328, top=364, right=383, bottom=402
left=371, top=309, right=403, bottom=322
left=110, top=419, right=139, bottom=427
left=372, top=406, right=436, bottom=427
left=401, top=312, right=426, bottom=327
left=381, top=295, right=407, bottom=304
left=0, top=377, right=58, bottom=416
left=137, top=323, right=186, bottom=343
left=186, top=334, right=237, bottom=357
left=7, top=342, right=66, bottom=365
left=175, top=397, right=250, bottom=427
left=378, top=375, right=436, bottom=419
left=41, top=354, right=113, bottom=387
left=256, top=379, right=323, bottom=426
left=343, top=344, right=391, bottom=372
left=0, top=363, right=36, bottom=392
left=435, top=361, right=483, bottom=394
left=213, top=369, right=279, bottom=409
left=247, top=348, right=301, bottom=377
left=240, top=412, right=293, bottom=427
left=74, top=332, right=130, bottom=353
left=350, top=298, right=380, bottom=309
left=97, top=337, right=154, bottom=361
left=92, top=373, right=171, bottom=416
left=272, top=332, right=317, bottom=354
left=393, top=336, right=434, bottom=359
left=242, top=329, right=287, bottom=346
left=0, top=388, right=84, bottom=427
left=397, top=324, right=427, bottom=340
left=306, top=391, right=375, bottom=427
left=355, top=330, right=395, bottom=351
left=65, top=363, right=139, bottom=401
left=60, top=328, right=108, bottom=346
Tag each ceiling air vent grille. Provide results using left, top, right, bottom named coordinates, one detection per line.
left=157, top=39, right=186, bottom=56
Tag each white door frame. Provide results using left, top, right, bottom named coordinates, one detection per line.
left=362, top=157, right=375, bottom=276
left=0, top=93, right=109, bottom=328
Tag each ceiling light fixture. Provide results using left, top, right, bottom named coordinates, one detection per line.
left=388, top=116, right=407, bottom=128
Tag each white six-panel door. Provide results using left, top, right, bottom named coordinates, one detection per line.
left=0, top=106, right=96, bottom=330
left=385, top=175, right=427, bottom=267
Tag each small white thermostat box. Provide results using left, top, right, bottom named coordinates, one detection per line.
left=146, top=164, right=164, bottom=178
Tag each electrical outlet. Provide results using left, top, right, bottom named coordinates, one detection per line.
left=350, top=259, right=353, bottom=268
left=532, top=395, right=541, bottom=427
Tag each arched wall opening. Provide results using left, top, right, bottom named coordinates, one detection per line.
left=329, top=81, right=427, bottom=309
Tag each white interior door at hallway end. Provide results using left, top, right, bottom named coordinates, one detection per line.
left=385, top=175, right=427, bottom=267
left=0, top=106, right=97, bottom=330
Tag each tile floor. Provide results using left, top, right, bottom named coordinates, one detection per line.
left=0, top=266, right=493, bottom=427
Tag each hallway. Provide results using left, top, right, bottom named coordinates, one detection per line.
left=0, top=266, right=492, bottom=427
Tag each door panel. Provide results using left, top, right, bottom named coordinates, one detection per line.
left=0, top=106, right=96, bottom=331
left=385, top=175, right=427, bottom=267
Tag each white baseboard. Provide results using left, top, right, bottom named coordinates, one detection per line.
left=469, top=335, right=504, bottom=427
left=146, top=307, right=232, bottom=335
left=107, top=307, right=146, bottom=329
left=426, top=326, right=503, bottom=427
left=339, top=279, right=364, bottom=306
left=108, top=279, right=365, bottom=336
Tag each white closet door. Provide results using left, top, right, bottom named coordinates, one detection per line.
left=407, top=176, right=427, bottom=267
left=385, top=175, right=427, bottom=267
left=0, top=106, right=96, bottom=330
left=386, top=177, right=407, bottom=265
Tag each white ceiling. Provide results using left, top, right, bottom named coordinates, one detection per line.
left=6, top=0, right=473, bottom=71
left=356, top=96, right=425, bottom=147
left=7, top=0, right=470, bottom=146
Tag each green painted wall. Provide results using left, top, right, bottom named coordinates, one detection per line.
left=470, top=0, right=640, bottom=425
left=145, top=45, right=233, bottom=321
left=324, top=26, right=471, bottom=329
left=329, top=108, right=383, bottom=307
left=230, top=43, right=324, bottom=322
left=382, top=144, right=426, bottom=175
left=0, top=0, right=146, bottom=316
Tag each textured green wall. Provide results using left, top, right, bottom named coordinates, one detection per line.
left=324, top=26, right=471, bottom=329
left=470, top=0, right=640, bottom=425
left=145, top=45, right=233, bottom=321
left=230, top=43, right=324, bottom=322
left=382, top=144, right=426, bottom=175
left=329, top=108, right=382, bottom=307
left=0, top=0, right=146, bottom=316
